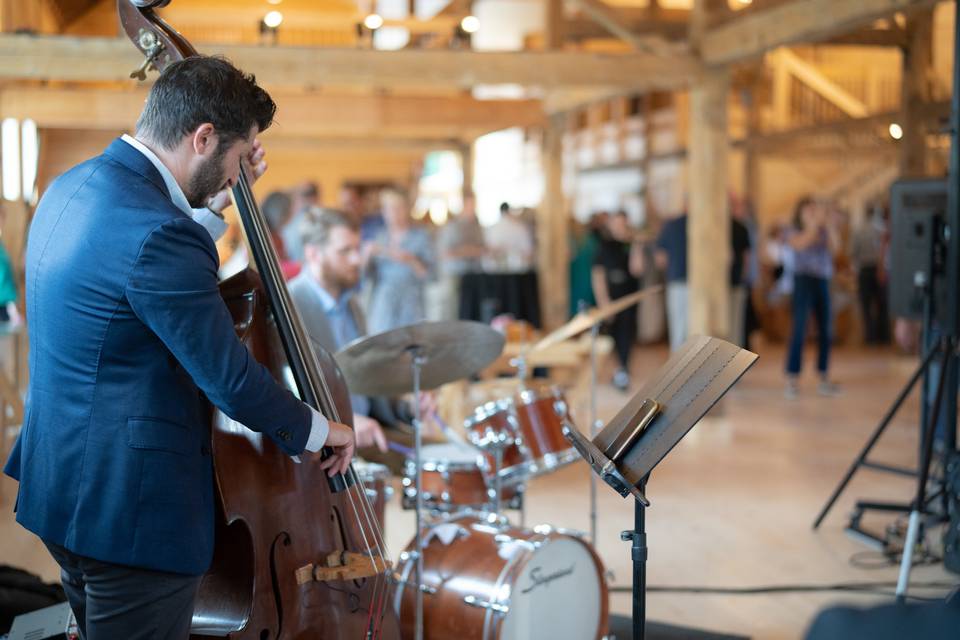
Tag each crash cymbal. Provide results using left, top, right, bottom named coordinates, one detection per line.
left=528, top=285, right=663, bottom=353
left=335, top=321, right=506, bottom=397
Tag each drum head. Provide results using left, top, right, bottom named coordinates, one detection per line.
left=353, top=459, right=390, bottom=481
left=419, top=443, right=484, bottom=466
left=498, top=536, right=602, bottom=640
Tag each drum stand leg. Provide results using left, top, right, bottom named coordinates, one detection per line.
left=492, top=448, right=503, bottom=518
left=408, top=347, right=427, bottom=640
left=620, top=478, right=648, bottom=640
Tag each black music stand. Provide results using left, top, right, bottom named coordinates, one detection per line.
left=563, top=336, right=758, bottom=640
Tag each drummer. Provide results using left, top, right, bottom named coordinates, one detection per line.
left=288, top=207, right=438, bottom=472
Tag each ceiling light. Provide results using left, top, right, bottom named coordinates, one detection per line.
left=266, top=0, right=282, bottom=4
left=263, top=10, right=283, bottom=28
left=364, top=13, right=384, bottom=30
left=889, top=123, right=904, bottom=140
left=460, top=15, right=480, bottom=34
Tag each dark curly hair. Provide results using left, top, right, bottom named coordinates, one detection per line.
left=136, top=55, right=276, bottom=150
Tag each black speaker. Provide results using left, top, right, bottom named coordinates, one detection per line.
left=888, top=179, right=949, bottom=322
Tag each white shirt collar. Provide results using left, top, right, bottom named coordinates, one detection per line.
left=121, top=134, right=192, bottom=216
left=120, top=134, right=229, bottom=242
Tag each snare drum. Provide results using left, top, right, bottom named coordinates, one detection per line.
left=395, top=514, right=609, bottom=640
left=402, top=444, right=521, bottom=512
left=352, top=459, right=393, bottom=533
left=512, top=386, right=580, bottom=476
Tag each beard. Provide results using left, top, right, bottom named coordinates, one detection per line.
left=322, top=260, right=360, bottom=293
left=185, top=144, right=230, bottom=208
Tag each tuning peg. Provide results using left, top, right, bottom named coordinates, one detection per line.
left=130, top=56, right=153, bottom=81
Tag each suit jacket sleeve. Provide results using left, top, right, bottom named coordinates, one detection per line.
left=126, top=217, right=312, bottom=456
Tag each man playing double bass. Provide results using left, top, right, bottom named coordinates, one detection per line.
left=3, top=56, right=356, bottom=639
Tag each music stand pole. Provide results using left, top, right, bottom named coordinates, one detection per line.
left=621, top=477, right=648, bottom=640
left=408, top=348, right=426, bottom=640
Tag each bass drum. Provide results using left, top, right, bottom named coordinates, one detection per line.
left=395, top=514, right=608, bottom=640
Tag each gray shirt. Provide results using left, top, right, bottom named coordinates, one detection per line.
left=438, top=215, right=485, bottom=276
left=367, top=227, right=435, bottom=334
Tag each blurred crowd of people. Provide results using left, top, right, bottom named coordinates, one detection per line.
left=571, top=194, right=893, bottom=396
left=217, top=181, right=540, bottom=336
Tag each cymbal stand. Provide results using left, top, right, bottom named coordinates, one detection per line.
left=406, top=346, right=427, bottom=640
left=470, top=427, right=514, bottom=520
left=589, top=320, right=601, bottom=545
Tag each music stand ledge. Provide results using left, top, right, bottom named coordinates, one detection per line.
left=563, top=335, right=758, bottom=640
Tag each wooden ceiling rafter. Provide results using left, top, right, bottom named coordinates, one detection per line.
left=566, top=0, right=684, bottom=55
left=0, top=33, right=700, bottom=90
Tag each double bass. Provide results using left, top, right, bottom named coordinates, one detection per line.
left=117, top=3, right=401, bottom=638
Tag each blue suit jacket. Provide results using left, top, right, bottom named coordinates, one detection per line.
left=3, top=138, right=312, bottom=575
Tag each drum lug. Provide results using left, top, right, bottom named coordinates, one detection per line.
left=552, top=399, right=567, bottom=418
left=390, top=568, right=438, bottom=596
left=463, top=594, right=509, bottom=614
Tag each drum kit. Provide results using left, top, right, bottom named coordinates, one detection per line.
left=336, top=322, right=607, bottom=640
left=335, top=291, right=756, bottom=640
left=334, top=305, right=644, bottom=640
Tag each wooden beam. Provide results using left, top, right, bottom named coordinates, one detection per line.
left=701, top=0, right=938, bottom=66
left=828, top=26, right=909, bottom=48
left=156, top=4, right=462, bottom=35
left=562, top=7, right=689, bottom=42
left=775, top=48, right=868, bottom=118
left=0, top=86, right=543, bottom=139
left=0, top=33, right=700, bottom=90
left=567, top=0, right=679, bottom=55
left=746, top=101, right=950, bottom=154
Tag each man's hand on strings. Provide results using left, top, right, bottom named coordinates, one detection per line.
left=317, top=420, right=356, bottom=477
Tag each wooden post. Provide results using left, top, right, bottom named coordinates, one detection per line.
left=0, top=0, right=55, bottom=33
left=899, top=9, right=934, bottom=178
left=459, top=140, right=474, bottom=197
left=539, top=114, right=569, bottom=330
left=688, top=70, right=731, bottom=340
left=743, top=73, right=763, bottom=211
left=545, top=0, right=564, bottom=50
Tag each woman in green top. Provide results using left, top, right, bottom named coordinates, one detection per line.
left=0, top=239, right=20, bottom=326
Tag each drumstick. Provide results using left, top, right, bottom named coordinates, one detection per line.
left=388, top=441, right=415, bottom=458
left=431, top=411, right=471, bottom=447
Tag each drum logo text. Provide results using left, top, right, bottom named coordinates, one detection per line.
left=521, top=564, right=575, bottom=594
